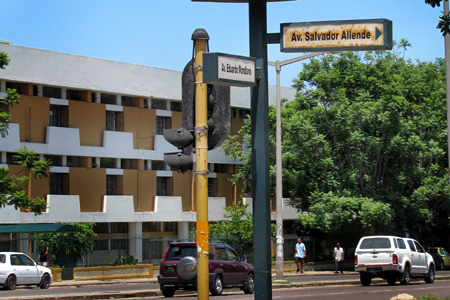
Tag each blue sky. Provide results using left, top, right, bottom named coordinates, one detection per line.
left=0, top=0, right=445, bottom=87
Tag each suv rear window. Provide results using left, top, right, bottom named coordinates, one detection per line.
left=360, top=238, right=391, bottom=249
left=165, top=245, right=197, bottom=260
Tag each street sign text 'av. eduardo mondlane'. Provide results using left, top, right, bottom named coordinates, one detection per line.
left=203, top=52, right=256, bottom=87
left=281, top=19, right=392, bottom=52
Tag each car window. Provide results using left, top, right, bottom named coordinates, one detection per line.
left=407, top=240, right=416, bottom=252
left=444, top=250, right=449, bottom=256
left=216, top=247, right=228, bottom=261
left=360, top=238, right=391, bottom=249
left=397, top=239, right=407, bottom=249
left=0, top=254, right=5, bottom=263
left=165, top=245, right=197, bottom=260
left=414, top=241, right=424, bottom=253
left=225, top=247, right=239, bottom=261
left=209, top=245, right=215, bottom=260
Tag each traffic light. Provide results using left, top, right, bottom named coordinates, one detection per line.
left=163, top=58, right=231, bottom=173
left=181, top=59, right=230, bottom=151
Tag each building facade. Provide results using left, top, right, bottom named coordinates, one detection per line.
left=0, top=43, right=299, bottom=265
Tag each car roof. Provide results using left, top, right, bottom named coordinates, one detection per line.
left=0, top=252, right=27, bottom=255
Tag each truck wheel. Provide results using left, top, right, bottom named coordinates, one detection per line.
left=425, top=265, right=435, bottom=284
left=400, top=266, right=410, bottom=285
left=360, top=272, right=372, bottom=286
left=387, top=274, right=397, bottom=285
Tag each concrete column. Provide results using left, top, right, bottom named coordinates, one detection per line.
left=0, top=80, right=5, bottom=92
left=1, top=152, right=6, bottom=164
left=128, top=222, right=143, bottom=262
left=178, top=222, right=190, bottom=241
left=19, top=233, right=29, bottom=254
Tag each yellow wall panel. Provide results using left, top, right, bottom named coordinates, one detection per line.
left=69, top=168, right=106, bottom=212
left=172, top=172, right=193, bottom=212
left=217, top=173, right=234, bottom=207
left=9, top=95, right=49, bottom=143
left=7, top=164, right=49, bottom=206
left=171, top=111, right=182, bottom=129
left=123, top=107, right=156, bottom=150
left=69, top=101, right=105, bottom=147
left=137, top=170, right=157, bottom=212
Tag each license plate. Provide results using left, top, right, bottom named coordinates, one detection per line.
left=368, top=268, right=381, bottom=273
left=165, top=265, right=176, bottom=273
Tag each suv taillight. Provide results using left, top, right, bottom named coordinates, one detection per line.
left=354, top=255, right=358, bottom=265
left=392, top=254, right=398, bottom=265
left=162, top=246, right=170, bottom=261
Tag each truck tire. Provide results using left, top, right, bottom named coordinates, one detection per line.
left=400, top=265, right=410, bottom=285
left=360, top=272, right=372, bottom=286
left=425, top=265, right=435, bottom=284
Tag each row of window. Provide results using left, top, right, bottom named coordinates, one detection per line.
left=3, top=152, right=231, bottom=173
left=49, top=173, right=221, bottom=197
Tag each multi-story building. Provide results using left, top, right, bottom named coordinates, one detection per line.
left=0, top=43, right=299, bottom=265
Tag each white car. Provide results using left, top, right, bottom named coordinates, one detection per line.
left=0, top=252, right=53, bottom=290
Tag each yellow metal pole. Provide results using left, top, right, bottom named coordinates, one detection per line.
left=193, top=29, right=209, bottom=300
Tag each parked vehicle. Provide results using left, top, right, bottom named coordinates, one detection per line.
left=354, top=235, right=435, bottom=286
left=0, top=252, right=53, bottom=290
left=428, top=247, right=450, bottom=270
left=158, top=242, right=254, bottom=297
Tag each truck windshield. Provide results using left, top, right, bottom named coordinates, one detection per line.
left=360, top=238, right=391, bottom=249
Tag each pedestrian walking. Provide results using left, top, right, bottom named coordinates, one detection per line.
left=334, top=243, right=344, bottom=274
left=295, top=238, right=306, bottom=274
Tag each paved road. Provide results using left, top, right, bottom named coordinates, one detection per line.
left=2, top=270, right=450, bottom=300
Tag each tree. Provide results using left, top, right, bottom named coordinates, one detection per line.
left=37, top=222, right=97, bottom=267
left=0, top=148, right=51, bottom=214
left=426, top=0, right=450, bottom=36
left=286, top=43, right=449, bottom=239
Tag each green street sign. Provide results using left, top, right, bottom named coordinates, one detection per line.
left=281, top=18, right=393, bottom=52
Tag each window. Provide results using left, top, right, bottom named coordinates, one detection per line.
left=44, top=155, right=62, bottom=166
left=106, top=175, right=117, bottom=195
left=414, top=241, right=424, bottom=253
left=151, top=160, right=166, bottom=170
left=110, top=222, right=127, bottom=233
left=225, top=246, right=239, bottom=261
left=94, top=223, right=109, bottom=234
left=122, top=96, right=132, bottom=107
left=49, top=105, right=68, bottom=127
left=101, top=93, right=116, bottom=105
left=106, top=111, right=124, bottom=131
left=67, top=89, right=82, bottom=101
left=156, top=116, right=170, bottom=134
left=106, top=111, right=116, bottom=131
left=101, top=158, right=116, bottom=168
left=152, top=99, right=166, bottom=110
left=171, top=101, right=182, bottom=112
left=208, top=178, right=218, bottom=197
left=397, top=239, right=407, bottom=249
left=50, top=173, right=62, bottom=194
left=407, top=240, right=416, bottom=252
left=360, top=238, right=391, bottom=249
left=121, top=159, right=132, bottom=169
left=43, top=86, right=61, bottom=98
left=157, top=177, right=166, bottom=196
left=67, top=156, right=79, bottom=167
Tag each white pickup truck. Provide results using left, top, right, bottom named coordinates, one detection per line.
left=354, top=235, right=435, bottom=286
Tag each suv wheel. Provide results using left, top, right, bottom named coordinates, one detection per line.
left=243, top=273, right=255, bottom=294
left=210, top=275, right=223, bottom=296
left=161, top=286, right=176, bottom=297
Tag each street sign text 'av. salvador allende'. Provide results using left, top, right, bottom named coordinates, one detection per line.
left=281, top=18, right=392, bottom=52
left=203, top=52, right=256, bottom=87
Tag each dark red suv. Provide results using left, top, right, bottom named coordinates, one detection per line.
left=157, top=242, right=254, bottom=297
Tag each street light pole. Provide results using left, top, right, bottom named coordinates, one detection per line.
left=268, top=52, right=325, bottom=281
left=445, top=0, right=450, bottom=210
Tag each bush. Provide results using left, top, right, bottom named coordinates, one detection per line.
left=112, top=255, right=138, bottom=266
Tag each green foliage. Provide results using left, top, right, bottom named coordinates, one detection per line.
left=418, top=295, right=450, bottom=300
left=209, top=201, right=276, bottom=257
left=113, top=255, right=138, bottom=266
left=425, top=0, right=450, bottom=36
left=0, top=147, right=51, bottom=214
left=286, top=43, right=450, bottom=237
left=0, top=52, right=10, bottom=69
left=37, top=223, right=97, bottom=267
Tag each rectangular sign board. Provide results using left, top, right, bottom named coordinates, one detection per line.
left=281, top=19, right=392, bottom=52
left=203, top=52, right=256, bottom=87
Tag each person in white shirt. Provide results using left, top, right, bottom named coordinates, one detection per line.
left=294, top=238, right=306, bottom=274
left=334, top=243, right=344, bottom=274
